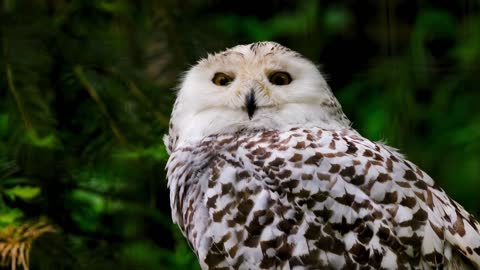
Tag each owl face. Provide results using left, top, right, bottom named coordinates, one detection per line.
left=169, top=42, right=350, bottom=146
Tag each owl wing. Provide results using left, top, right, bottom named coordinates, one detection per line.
left=171, top=128, right=480, bottom=269
left=427, top=186, right=480, bottom=267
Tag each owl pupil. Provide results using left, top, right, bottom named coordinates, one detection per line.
left=275, top=76, right=285, bottom=85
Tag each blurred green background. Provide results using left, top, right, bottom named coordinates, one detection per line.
left=0, top=0, right=479, bottom=269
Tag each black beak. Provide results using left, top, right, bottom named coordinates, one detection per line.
left=245, top=90, right=257, bottom=120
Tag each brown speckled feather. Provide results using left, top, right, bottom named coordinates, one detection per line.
left=167, top=127, right=480, bottom=269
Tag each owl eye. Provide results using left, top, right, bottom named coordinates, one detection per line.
left=269, top=72, right=292, bottom=85
left=212, top=72, right=234, bottom=86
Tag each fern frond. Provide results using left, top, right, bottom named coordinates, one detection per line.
left=0, top=219, right=56, bottom=270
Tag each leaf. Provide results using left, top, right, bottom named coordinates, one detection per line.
left=95, top=1, right=129, bottom=14
left=70, top=190, right=106, bottom=213
left=25, top=131, right=59, bottom=149
left=0, top=208, right=23, bottom=226
left=4, top=186, right=41, bottom=200
left=69, top=190, right=105, bottom=232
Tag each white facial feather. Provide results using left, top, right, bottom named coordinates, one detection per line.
left=166, top=42, right=350, bottom=152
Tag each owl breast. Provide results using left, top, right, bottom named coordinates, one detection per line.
left=167, top=127, right=478, bottom=269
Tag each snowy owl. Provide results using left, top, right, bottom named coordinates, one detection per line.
left=164, top=42, right=480, bottom=269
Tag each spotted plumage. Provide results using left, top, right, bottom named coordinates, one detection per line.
left=165, top=42, right=480, bottom=269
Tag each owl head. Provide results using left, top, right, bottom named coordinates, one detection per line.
left=165, top=42, right=350, bottom=151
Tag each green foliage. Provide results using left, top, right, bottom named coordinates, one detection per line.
left=212, top=1, right=320, bottom=43
left=3, top=185, right=40, bottom=201
left=0, top=1, right=479, bottom=269
left=0, top=208, right=22, bottom=226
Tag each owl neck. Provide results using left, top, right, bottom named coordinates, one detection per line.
left=165, top=103, right=351, bottom=153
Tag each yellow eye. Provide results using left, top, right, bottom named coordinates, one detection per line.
left=269, top=72, right=292, bottom=85
left=212, top=72, right=234, bottom=86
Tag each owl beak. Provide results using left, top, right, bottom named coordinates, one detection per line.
left=245, top=90, right=257, bottom=119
